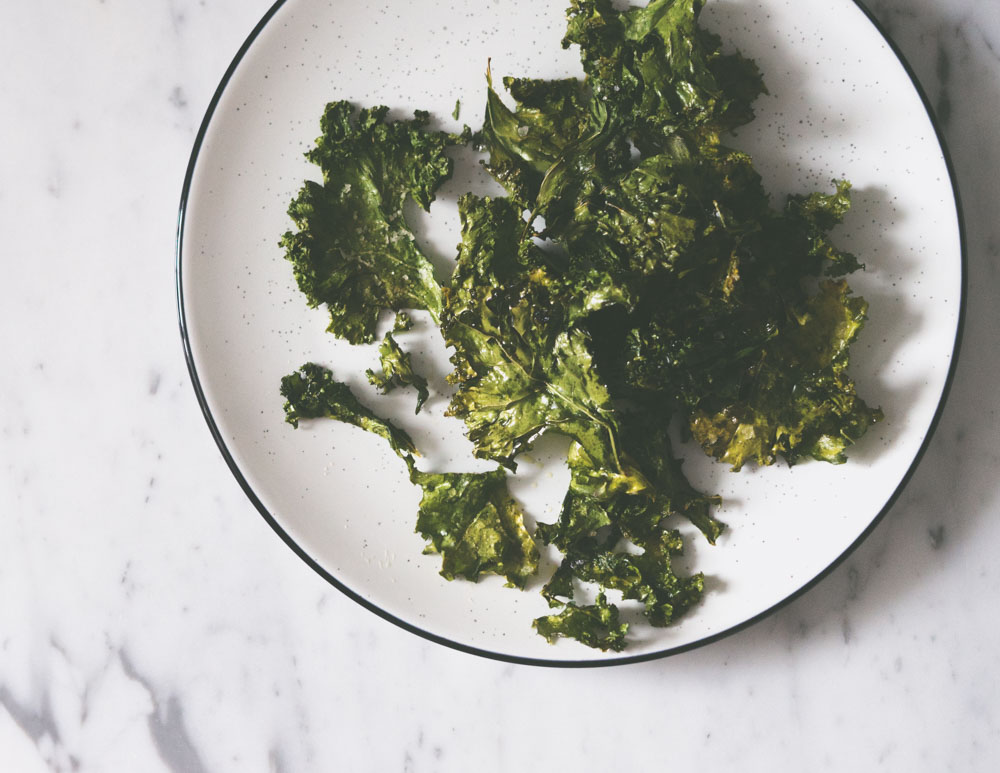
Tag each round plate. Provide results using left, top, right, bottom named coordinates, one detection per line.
left=177, top=0, right=964, bottom=665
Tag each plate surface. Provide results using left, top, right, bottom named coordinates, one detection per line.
left=177, top=0, right=964, bottom=664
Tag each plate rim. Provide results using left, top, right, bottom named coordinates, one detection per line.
left=175, top=0, right=968, bottom=668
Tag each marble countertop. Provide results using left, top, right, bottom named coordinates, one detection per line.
left=2, top=0, right=998, bottom=770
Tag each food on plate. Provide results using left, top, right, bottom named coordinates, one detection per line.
left=279, top=0, right=882, bottom=651
left=365, top=313, right=430, bottom=414
left=280, top=362, right=416, bottom=460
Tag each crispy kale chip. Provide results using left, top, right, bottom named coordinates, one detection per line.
left=532, top=592, right=629, bottom=652
left=481, top=71, right=611, bottom=207
left=615, top=175, right=880, bottom=471
left=563, top=0, right=765, bottom=152
left=687, top=279, right=883, bottom=469
left=443, top=194, right=629, bottom=472
left=280, top=102, right=455, bottom=343
left=536, top=430, right=713, bottom=633
left=280, top=363, right=417, bottom=459
left=366, top=322, right=430, bottom=414
left=787, top=179, right=864, bottom=277
left=407, top=461, right=539, bottom=588
left=546, top=538, right=704, bottom=629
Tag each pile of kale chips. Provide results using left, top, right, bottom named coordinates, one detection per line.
left=278, top=0, right=883, bottom=652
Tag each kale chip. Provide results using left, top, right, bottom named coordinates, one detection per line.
left=533, top=592, right=629, bottom=652
left=280, top=102, right=455, bottom=344
left=280, top=363, right=417, bottom=459
left=443, top=194, right=630, bottom=473
left=407, top=461, right=539, bottom=588
left=366, top=318, right=430, bottom=414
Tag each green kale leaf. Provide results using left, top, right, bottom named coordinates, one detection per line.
left=537, top=431, right=712, bottom=635
left=481, top=70, right=609, bottom=207
left=532, top=592, right=629, bottom=652
left=407, top=461, right=539, bottom=588
left=366, top=328, right=430, bottom=414
left=688, top=279, right=883, bottom=469
left=563, top=0, right=765, bottom=153
left=786, top=179, right=864, bottom=276
left=549, top=538, right=704, bottom=629
left=392, top=311, right=415, bottom=333
left=280, top=362, right=417, bottom=459
left=280, top=102, right=455, bottom=344
left=597, top=174, right=880, bottom=472
left=443, top=194, right=630, bottom=472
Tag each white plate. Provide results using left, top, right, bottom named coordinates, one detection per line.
left=177, top=0, right=964, bottom=665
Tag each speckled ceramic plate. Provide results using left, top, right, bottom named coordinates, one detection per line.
left=177, top=0, right=964, bottom=665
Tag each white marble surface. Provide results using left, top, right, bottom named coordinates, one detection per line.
left=1, top=0, right=997, bottom=770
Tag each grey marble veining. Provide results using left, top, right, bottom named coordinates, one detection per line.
left=2, top=0, right=999, bottom=770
